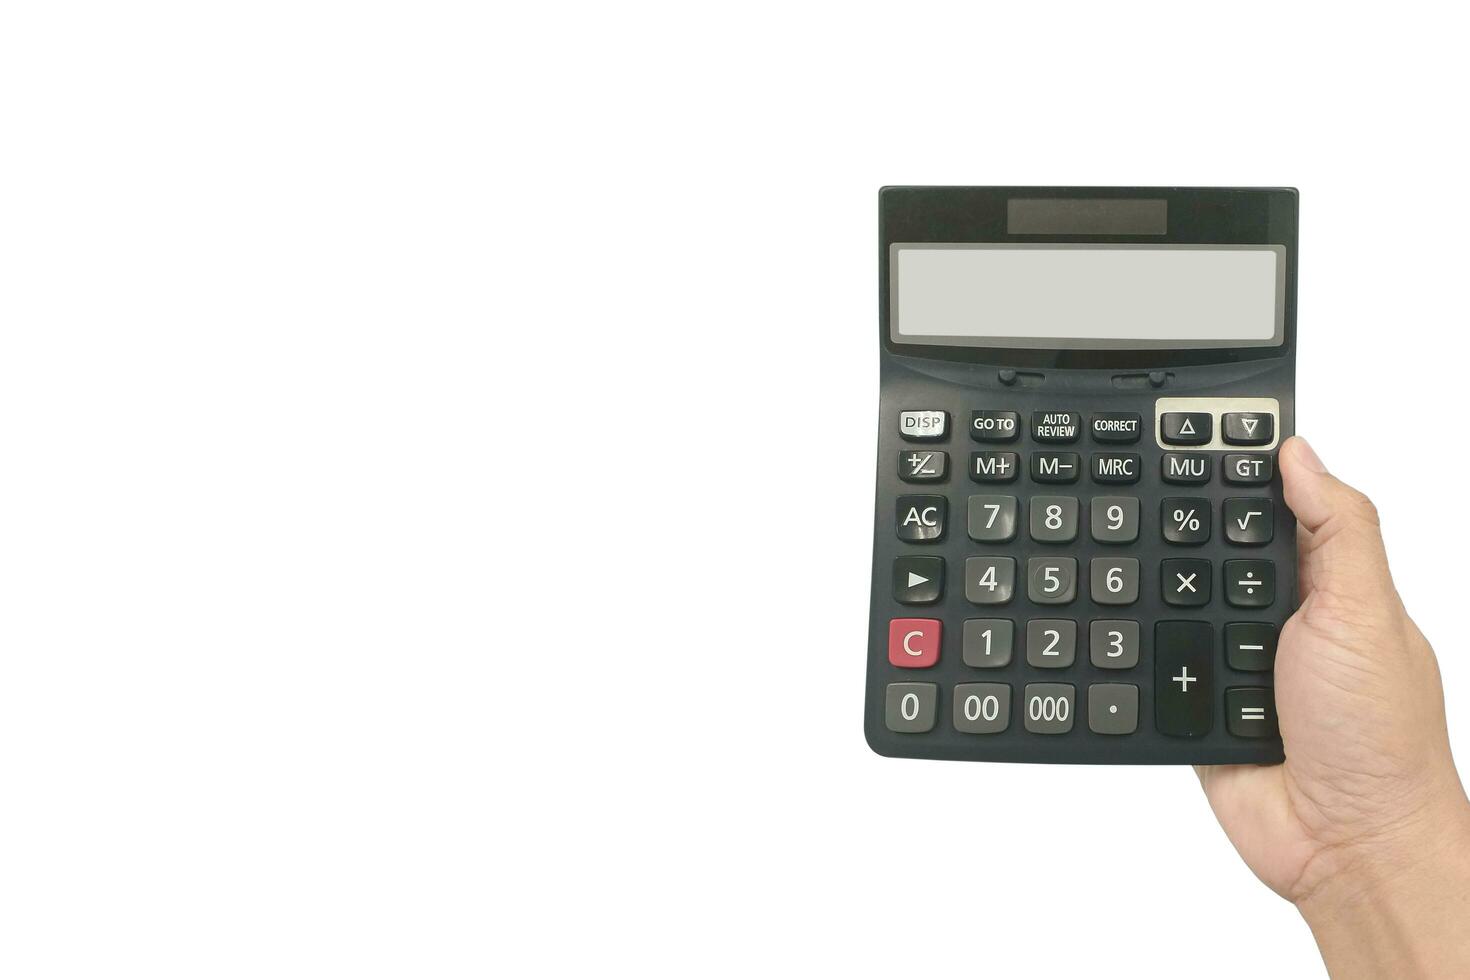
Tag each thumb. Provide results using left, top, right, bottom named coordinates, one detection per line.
left=1281, top=436, right=1395, bottom=616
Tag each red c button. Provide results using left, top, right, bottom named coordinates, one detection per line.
left=888, top=618, right=941, bottom=668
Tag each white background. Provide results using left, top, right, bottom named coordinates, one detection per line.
left=1, top=2, right=1464, bottom=977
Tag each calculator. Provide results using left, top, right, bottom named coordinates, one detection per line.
left=865, top=187, right=1297, bottom=765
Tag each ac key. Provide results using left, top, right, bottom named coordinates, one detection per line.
left=1224, top=498, right=1273, bottom=545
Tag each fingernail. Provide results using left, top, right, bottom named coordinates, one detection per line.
left=1293, top=436, right=1327, bottom=474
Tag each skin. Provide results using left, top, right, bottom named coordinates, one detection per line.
left=1197, top=436, right=1470, bottom=978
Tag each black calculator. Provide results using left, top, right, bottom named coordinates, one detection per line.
left=864, top=187, right=1297, bottom=765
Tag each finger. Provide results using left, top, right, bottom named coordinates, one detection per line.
left=1280, top=436, right=1394, bottom=613
left=1295, top=523, right=1316, bottom=598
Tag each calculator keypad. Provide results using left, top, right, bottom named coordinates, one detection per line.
left=874, top=398, right=1290, bottom=760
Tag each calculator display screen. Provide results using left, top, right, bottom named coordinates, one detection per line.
left=891, top=245, right=1286, bottom=350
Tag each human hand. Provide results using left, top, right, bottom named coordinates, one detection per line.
left=1198, top=436, right=1470, bottom=977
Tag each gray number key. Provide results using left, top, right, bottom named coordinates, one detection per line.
left=1026, top=557, right=1077, bottom=604
left=968, top=494, right=1019, bottom=542
left=953, top=683, right=1011, bottom=734
left=965, top=557, right=1017, bottom=604
left=1023, top=683, right=1075, bottom=734
left=1026, top=619, right=1076, bottom=668
left=885, top=682, right=937, bottom=733
left=963, top=618, right=1014, bottom=668
left=1091, top=496, right=1139, bottom=543
left=1089, top=620, right=1140, bottom=669
left=1090, top=557, right=1140, bottom=605
left=1029, top=495, right=1078, bottom=543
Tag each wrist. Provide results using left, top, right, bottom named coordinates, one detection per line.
left=1297, top=795, right=1470, bottom=979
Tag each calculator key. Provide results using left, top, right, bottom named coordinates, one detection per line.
left=953, top=683, right=1011, bottom=734
left=899, top=450, right=947, bottom=482
left=1091, top=412, right=1142, bottom=444
left=1224, top=453, right=1274, bottom=486
left=1091, top=452, right=1140, bottom=484
left=970, top=410, right=1020, bottom=443
left=1222, top=412, right=1274, bottom=446
left=1224, top=498, right=1274, bottom=545
left=963, top=619, right=1015, bottom=668
left=1031, top=411, right=1081, bottom=443
left=896, top=495, right=946, bottom=543
left=1161, top=452, right=1211, bottom=485
left=1090, top=557, right=1140, bottom=605
left=1027, top=557, right=1077, bottom=604
left=970, top=451, right=1020, bottom=483
left=893, top=556, right=944, bottom=604
left=1091, top=496, right=1139, bottom=544
left=1225, top=622, right=1277, bottom=672
left=887, top=618, right=941, bottom=668
left=1031, top=452, right=1081, bottom=483
left=899, top=410, right=948, bottom=441
left=1225, top=687, right=1279, bottom=738
left=885, top=682, right=938, bottom=733
left=1155, top=621, right=1213, bottom=737
left=1162, top=498, right=1211, bottom=545
left=1023, top=683, right=1075, bottom=734
left=1026, top=619, right=1077, bottom=668
left=1224, top=559, right=1275, bottom=607
left=1161, top=412, right=1212, bottom=445
left=968, top=494, right=1019, bottom=543
left=1088, top=684, right=1139, bottom=735
left=1162, top=559, right=1211, bottom=606
left=1090, top=620, right=1140, bottom=669
left=1029, top=495, right=1078, bottom=543
left=965, top=557, right=1017, bottom=605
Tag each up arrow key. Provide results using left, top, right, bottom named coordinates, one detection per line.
left=1162, top=413, right=1212, bottom=446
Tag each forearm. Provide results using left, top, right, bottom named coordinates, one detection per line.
left=1299, top=801, right=1470, bottom=979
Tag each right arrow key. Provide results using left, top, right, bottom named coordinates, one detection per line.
left=1222, top=412, right=1275, bottom=445
left=1223, top=497, right=1274, bottom=545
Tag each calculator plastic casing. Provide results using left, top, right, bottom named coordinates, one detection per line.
left=865, top=186, right=1297, bottom=765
